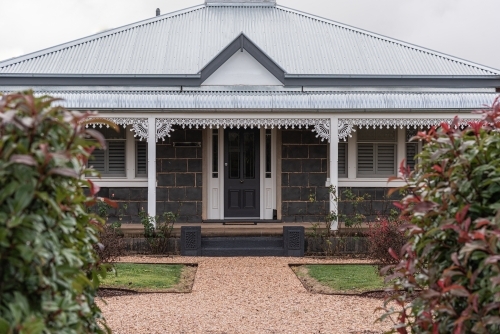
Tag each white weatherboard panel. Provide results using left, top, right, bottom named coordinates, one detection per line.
left=206, top=128, right=225, bottom=220
left=202, top=50, right=282, bottom=86
left=212, top=188, right=219, bottom=209
left=266, top=188, right=272, bottom=209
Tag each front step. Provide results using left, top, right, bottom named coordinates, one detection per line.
left=181, top=226, right=305, bottom=257
left=202, top=248, right=285, bottom=257
left=202, top=237, right=284, bottom=248
left=201, top=237, right=284, bottom=257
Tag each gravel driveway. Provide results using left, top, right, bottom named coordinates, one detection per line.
left=99, top=256, right=391, bottom=333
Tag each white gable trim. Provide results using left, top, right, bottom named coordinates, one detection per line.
left=202, top=50, right=283, bottom=86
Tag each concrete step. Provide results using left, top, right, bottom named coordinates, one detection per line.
left=201, top=248, right=285, bottom=257
left=202, top=237, right=284, bottom=249
left=201, top=236, right=285, bottom=256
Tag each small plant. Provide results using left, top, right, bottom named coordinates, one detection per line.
left=327, top=187, right=370, bottom=233
left=94, top=200, right=126, bottom=265
left=96, top=199, right=127, bottom=230
left=94, top=224, right=125, bottom=265
left=308, top=191, right=316, bottom=203
left=139, top=210, right=178, bottom=254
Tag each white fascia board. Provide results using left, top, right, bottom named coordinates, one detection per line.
left=94, top=111, right=481, bottom=119
left=183, top=86, right=299, bottom=92
left=0, top=86, right=182, bottom=92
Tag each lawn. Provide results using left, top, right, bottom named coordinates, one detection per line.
left=101, top=263, right=195, bottom=292
left=293, top=264, right=386, bottom=294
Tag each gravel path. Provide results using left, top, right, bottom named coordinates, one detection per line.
left=99, top=256, right=391, bottom=333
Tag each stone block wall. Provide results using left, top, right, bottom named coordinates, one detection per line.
left=280, top=129, right=403, bottom=223
left=281, top=129, right=329, bottom=223
left=93, top=187, right=147, bottom=224
left=156, top=127, right=203, bottom=223
left=93, top=127, right=203, bottom=225
left=338, top=187, right=402, bottom=222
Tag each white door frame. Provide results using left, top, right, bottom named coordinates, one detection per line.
left=205, top=127, right=277, bottom=220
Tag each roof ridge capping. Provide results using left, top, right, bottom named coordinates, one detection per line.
left=206, top=0, right=276, bottom=6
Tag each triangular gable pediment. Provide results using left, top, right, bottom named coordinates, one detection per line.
left=202, top=49, right=282, bottom=86
left=199, top=34, right=285, bottom=85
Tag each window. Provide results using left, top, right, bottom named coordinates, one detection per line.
left=265, top=129, right=272, bottom=178
left=357, top=128, right=397, bottom=177
left=338, top=142, right=347, bottom=177
left=136, top=140, right=148, bottom=177
left=212, top=129, right=219, bottom=178
left=406, top=128, right=420, bottom=170
left=88, top=127, right=126, bottom=177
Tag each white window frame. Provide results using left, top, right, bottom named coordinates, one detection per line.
left=87, top=125, right=148, bottom=187
left=356, top=127, right=398, bottom=178
left=87, top=127, right=126, bottom=177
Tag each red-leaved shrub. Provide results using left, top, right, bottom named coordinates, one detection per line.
left=379, top=97, right=500, bottom=333
left=367, top=218, right=407, bottom=268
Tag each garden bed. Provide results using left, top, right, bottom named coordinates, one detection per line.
left=291, top=264, right=389, bottom=296
left=99, top=262, right=197, bottom=295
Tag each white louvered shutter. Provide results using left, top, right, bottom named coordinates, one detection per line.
left=376, top=144, right=396, bottom=175
left=357, top=143, right=374, bottom=175
left=107, top=141, right=126, bottom=175
left=338, top=143, right=347, bottom=177
left=136, top=141, right=148, bottom=176
left=90, top=148, right=105, bottom=173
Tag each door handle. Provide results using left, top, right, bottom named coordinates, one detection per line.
left=240, top=179, right=244, bottom=183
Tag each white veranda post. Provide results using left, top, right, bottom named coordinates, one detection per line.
left=147, top=117, right=157, bottom=227
left=329, top=117, right=339, bottom=231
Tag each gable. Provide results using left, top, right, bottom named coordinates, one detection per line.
left=202, top=50, right=282, bottom=86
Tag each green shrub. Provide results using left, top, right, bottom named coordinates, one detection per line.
left=0, top=92, right=112, bottom=333
left=380, top=97, right=500, bottom=333
left=140, top=210, right=178, bottom=254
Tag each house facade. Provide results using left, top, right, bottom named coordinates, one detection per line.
left=1, top=0, right=499, bottom=229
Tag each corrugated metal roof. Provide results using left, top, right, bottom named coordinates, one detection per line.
left=0, top=4, right=498, bottom=76
left=1, top=87, right=496, bottom=110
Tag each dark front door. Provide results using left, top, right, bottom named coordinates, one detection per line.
left=224, top=128, right=260, bottom=218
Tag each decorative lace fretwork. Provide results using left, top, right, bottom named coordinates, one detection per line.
left=338, top=118, right=479, bottom=138
left=156, top=118, right=332, bottom=141
left=311, top=123, right=330, bottom=142
left=311, top=122, right=356, bottom=142
left=338, top=122, right=355, bottom=141
left=86, top=117, right=149, bottom=141
left=156, top=119, right=175, bottom=142
left=86, top=117, right=480, bottom=143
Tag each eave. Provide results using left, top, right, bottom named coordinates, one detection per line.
left=1, top=74, right=499, bottom=88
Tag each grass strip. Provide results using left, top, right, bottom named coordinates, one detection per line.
left=101, top=263, right=184, bottom=291
left=297, top=264, right=386, bottom=294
